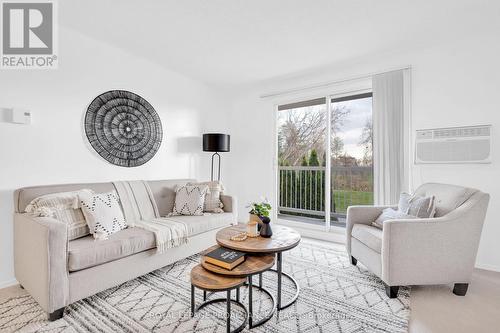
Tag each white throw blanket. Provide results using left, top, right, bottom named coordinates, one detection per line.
left=134, top=217, right=189, bottom=253
left=113, top=181, right=189, bottom=253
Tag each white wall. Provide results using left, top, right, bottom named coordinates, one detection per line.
left=0, top=27, right=223, bottom=287
left=222, top=31, right=500, bottom=271
left=2, top=8, right=499, bottom=290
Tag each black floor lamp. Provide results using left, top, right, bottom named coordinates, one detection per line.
left=203, top=133, right=230, bottom=181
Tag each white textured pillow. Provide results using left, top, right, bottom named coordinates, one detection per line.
left=171, top=185, right=209, bottom=216
left=25, top=189, right=94, bottom=240
left=372, top=208, right=416, bottom=229
left=79, top=191, right=127, bottom=240
left=373, top=192, right=436, bottom=229
left=187, top=181, right=225, bottom=213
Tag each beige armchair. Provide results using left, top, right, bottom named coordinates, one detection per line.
left=346, top=183, right=489, bottom=298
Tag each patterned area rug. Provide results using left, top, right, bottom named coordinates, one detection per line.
left=0, top=240, right=410, bottom=332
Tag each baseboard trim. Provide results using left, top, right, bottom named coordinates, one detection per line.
left=0, top=279, right=18, bottom=290
left=475, top=263, right=500, bottom=273
left=276, top=219, right=345, bottom=243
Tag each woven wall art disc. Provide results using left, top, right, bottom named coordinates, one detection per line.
left=85, top=90, right=163, bottom=167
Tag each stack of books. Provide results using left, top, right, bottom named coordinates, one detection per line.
left=203, top=247, right=245, bottom=270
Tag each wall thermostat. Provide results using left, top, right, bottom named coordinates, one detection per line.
left=10, top=108, right=31, bottom=124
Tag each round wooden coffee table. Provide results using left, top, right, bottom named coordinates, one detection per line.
left=199, top=245, right=277, bottom=328
left=216, top=225, right=301, bottom=311
left=190, top=264, right=248, bottom=333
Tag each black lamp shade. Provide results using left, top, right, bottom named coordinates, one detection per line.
left=203, top=133, right=230, bottom=152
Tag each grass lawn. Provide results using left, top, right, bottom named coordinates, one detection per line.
left=279, top=188, right=374, bottom=215
left=332, top=190, right=374, bottom=213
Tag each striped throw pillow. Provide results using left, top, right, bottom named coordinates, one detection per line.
left=187, top=181, right=225, bottom=213
left=26, top=189, right=94, bottom=240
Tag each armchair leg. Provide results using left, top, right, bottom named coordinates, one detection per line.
left=350, top=256, right=357, bottom=266
left=385, top=285, right=399, bottom=298
left=453, top=283, right=469, bottom=296
left=48, top=307, right=65, bottom=321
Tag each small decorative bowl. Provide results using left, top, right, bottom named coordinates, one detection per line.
left=230, top=232, right=247, bottom=241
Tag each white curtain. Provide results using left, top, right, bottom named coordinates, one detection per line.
left=372, top=69, right=409, bottom=205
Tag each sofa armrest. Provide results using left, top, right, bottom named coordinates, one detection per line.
left=381, top=192, right=489, bottom=285
left=346, top=205, right=396, bottom=254
left=14, top=213, right=69, bottom=314
left=221, top=194, right=237, bottom=215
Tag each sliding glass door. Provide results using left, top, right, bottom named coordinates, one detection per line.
left=277, top=98, right=327, bottom=225
left=277, top=93, right=373, bottom=229
left=329, top=93, right=373, bottom=226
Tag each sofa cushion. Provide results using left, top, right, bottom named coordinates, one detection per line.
left=147, top=179, right=195, bottom=216
left=351, top=224, right=383, bottom=253
left=168, top=213, right=234, bottom=236
left=68, top=214, right=234, bottom=271
left=413, top=183, right=477, bottom=217
left=68, top=227, right=155, bottom=271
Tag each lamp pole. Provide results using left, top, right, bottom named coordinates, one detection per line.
left=211, top=152, right=221, bottom=181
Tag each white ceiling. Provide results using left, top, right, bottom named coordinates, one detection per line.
left=61, top=0, right=497, bottom=85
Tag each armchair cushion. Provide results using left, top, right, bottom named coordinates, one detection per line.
left=413, top=183, right=477, bottom=217
left=351, top=224, right=383, bottom=253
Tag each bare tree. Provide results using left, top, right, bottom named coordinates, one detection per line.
left=278, top=105, right=350, bottom=166
left=331, top=136, right=344, bottom=159
left=359, top=118, right=373, bottom=166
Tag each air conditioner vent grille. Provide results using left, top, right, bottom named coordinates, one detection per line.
left=415, top=125, right=491, bottom=164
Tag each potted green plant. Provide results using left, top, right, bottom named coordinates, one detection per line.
left=248, top=200, right=271, bottom=222
left=246, top=199, right=272, bottom=237
left=247, top=199, right=271, bottom=220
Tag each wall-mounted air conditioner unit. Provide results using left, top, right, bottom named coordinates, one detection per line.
left=415, top=125, right=491, bottom=164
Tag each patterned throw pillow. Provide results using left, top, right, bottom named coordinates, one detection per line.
left=79, top=191, right=127, bottom=240
left=25, top=189, right=94, bottom=240
left=187, top=181, right=225, bottom=213
left=398, top=192, right=436, bottom=218
left=171, top=185, right=209, bottom=216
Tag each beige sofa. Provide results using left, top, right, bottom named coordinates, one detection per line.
left=346, top=183, right=489, bottom=298
left=13, top=179, right=237, bottom=320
